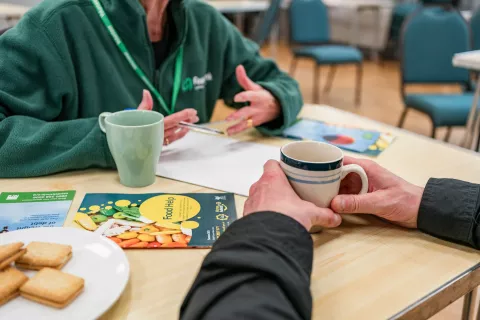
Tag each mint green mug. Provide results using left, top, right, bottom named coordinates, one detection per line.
left=99, top=110, right=164, bottom=188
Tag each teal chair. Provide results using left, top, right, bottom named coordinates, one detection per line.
left=398, top=7, right=472, bottom=140
left=288, top=0, right=363, bottom=105
left=470, top=9, right=480, bottom=50
left=253, top=0, right=283, bottom=47
left=389, top=3, right=420, bottom=43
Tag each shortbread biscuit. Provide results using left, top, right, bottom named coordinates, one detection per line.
left=0, top=242, right=26, bottom=270
left=16, top=242, right=72, bottom=270
left=20, top=268, right=84, bottom=309
left=0, top=267, right=28, bottom=306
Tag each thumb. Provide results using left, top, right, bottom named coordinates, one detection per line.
left=138, top=89, right=153, bottom=110
left=331, top=193, right=380, bottom=215
left=311, top=207, right=343, bottom=228
left=236, top=65, right=262, bottom=91
left=262, top=160, right=289, bottom=183
left=263, top=160, right=282, bottom=174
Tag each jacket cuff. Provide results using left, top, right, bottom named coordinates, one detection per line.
left=256, top=81, right=297, bottom=136
left=97, top=124, right=116, bottom=169
left=214, top=211, right=313, bottom=276
left=418, top=178, right=480, bottom=247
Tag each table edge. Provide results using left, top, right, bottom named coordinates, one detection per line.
left=389, top=261, right=480, bottom=319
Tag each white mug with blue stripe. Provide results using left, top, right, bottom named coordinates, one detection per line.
left=280, top=141, right=368, bottom=209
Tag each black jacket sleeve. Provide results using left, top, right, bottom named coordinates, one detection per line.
left=418, top=178, right=480, bottom=248
left=180, top=211, right=313, bottom=320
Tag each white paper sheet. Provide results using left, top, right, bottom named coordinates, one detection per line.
left=156, top=132, right=281, bottom=196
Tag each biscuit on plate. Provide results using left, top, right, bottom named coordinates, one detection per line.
left=16, top=242, right=72, bottom=270
left=0, top=267, right=28, bottom=306
left=0, top=242, right=26, bottom=270
left=20, top=268, right=84, bottom=309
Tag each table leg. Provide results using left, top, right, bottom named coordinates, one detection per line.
left=462, top=77, right=480, bottom=149
left=374, top=6, right=381, bottom=63
left=477, top=294, right=480, bottom=320
left=462, top=289, right=477, bottom=320
left=5, top=15, right=17, bottom=27
left=351, top=9, right=359, bottom=47
left=269, top=21, right=279, bottom=59
left=235, top=13, right=245, bottom=34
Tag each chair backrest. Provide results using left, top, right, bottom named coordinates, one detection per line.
left=470, top=9, right=480, bottom=50
left=401, top=7, right=470, bottom=85
left=253, top=0, right=283, bottom=47
left=289, top=0, right=329, bottom=44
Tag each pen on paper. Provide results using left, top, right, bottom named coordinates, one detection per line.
left=178, top=122, right=225, bottom=135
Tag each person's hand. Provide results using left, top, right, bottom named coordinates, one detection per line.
left=244, top=160, right=342, bottom=231
left=225, top=65, right=281, bottom=135
left=331, top=157, right=424, bottom=228
left=137, top=90, right=199, bottom=145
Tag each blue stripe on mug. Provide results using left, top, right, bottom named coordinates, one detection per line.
left=286, top=175, right=341, bottom=185
left=282, top=167, right=340, bottom=179
left=280, top=152, right=342, bottom=171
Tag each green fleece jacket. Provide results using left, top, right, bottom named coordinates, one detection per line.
left=0, top=0, right=302, bottom=178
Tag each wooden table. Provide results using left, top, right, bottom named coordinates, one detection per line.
left=0, top=3, right=30, bottom=26
left=1, top=105, right=479, bottom=319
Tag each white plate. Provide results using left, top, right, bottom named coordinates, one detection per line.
left=0, top=227, right=130, bottom=320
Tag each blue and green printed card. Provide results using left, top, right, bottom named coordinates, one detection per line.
left=0, top=191, right=76, bottom=233
left=283, top=119, right=384, bottom=154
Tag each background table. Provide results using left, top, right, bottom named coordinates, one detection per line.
left=0, top=3, right=30, bottom=26
left=324, top=0, right=393, bottom=60
left=205, top=0, right=278, bottom=57
left=1, top=105, right=479, bottom=319
left=452, top=50, right=480, bottom=152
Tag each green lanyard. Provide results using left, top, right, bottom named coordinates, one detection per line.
left=90, top=0, right=183, bottom=115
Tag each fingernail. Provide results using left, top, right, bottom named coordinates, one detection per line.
left=333, top=214, right=342, bottom=225
left=339, top=199, right=346, bottom=212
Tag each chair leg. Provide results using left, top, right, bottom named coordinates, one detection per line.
left=355, top=63, right=363, bottom=107
left=444, top=127, right=452, bottom=142
left=289, top=58, right=298, bottom=77
left=397, top=108, right=409, bottom=128
left=324, top=65, right=337, bottom=94
left=313, top=64, right=321, bottom=104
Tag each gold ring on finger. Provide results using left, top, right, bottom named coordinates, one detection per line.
left=164, top=137, right=170, bottom=146
left=246, top=118, right=253, bottom=128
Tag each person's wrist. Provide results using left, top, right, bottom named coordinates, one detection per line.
left=402, top=185, right=424, bottom=229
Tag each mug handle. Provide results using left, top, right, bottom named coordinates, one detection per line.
left=98, top=112, right=112, bottom=133
left=341, top=164, right=369, bottom=195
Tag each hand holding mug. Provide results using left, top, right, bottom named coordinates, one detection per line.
left=137, top=90, right=199, bottom=145
left=331, top=157, right=424, bottom=228
left=244, top=160, right=342, bottom=231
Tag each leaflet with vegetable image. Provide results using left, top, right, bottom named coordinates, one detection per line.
left=75, top=193, right=237, bottom=249
left=0, top=191, right=76, bottom=233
